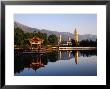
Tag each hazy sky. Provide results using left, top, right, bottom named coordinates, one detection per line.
left=14, top=14, right=97, bottom=35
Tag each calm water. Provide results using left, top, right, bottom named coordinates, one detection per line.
left=14, top=50, right=97, bottom=76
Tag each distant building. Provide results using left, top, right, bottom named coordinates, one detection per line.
left=74, top=28, right=78, bottom=46
left=59, top=34, right=62, bottom=43
left=67, top=36, right=72, bottom=45
left=58, top=28, right=78, bottom=46
left=58, top=34, right=62, bottom=45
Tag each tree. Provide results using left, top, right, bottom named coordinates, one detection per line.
left=33, top=30, right=36, bottom=37
left=48, top=34, right=58, bottom=45
left=14, top=27, right=24, bottom=47
left=71, top=39, right=78, bottom=47
left=24, top=33, right=33, bottom=39
left=78, top=39, right=97, bottom=47
left=42, top=33, right=48, bottom=46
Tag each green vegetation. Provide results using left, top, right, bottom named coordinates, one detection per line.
left=14, top=27, right=97, bottom=48
left=14, top=27, right=58, bottom=48
left=79, top=39, right=97, bottom=47
left=14, top=27, right=24, bottom=48
left=71, top=39, right=97, bottom=47
left=48, top=34, right=58, bottom=45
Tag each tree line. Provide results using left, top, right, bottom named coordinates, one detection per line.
left=71, top=39, right=97, bottom=47
left=14, top=27, right=58, bottom=48
left=14, top=27, right=97, bottom=48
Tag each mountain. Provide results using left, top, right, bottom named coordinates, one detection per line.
left=14, top=21, right=97, bottom=41
left=14, top=21, right=39, bottom=32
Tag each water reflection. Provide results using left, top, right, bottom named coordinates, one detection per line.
left=14, top=50, right=97, bottom=76
left=75, top=50, right=78, bottom=64
left=30, top=54, right=44, bottom=72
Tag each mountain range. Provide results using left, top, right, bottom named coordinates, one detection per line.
left=14, top=21, right=97, bottom=41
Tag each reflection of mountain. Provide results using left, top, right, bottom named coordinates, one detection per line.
left=14, top=50, right=97, bottom=74
left=14, top=21, right=97, bottom=41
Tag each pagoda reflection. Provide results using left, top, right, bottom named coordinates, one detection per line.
left=14, top=50, right=96, bottom=74
left=74, top=50, right=78, bottom=64
left=59, top=50, right=78, bottom=64
left=29, top=54, right=45, bottom=71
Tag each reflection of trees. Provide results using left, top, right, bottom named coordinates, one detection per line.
left=72, top=50, right=97, bottom=57
left=46, top=51, right=58, bottom=62
left=71, top=50, right=97, bottom=64
left=79, top=50, right=97, bottom=57
left=14, top=51, right=58, bottom=74
left=14, top=53, right=32, bottom=74
left=14, top=50, right=97, bottom=74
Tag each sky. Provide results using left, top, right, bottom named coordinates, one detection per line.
left=14, top=14, right=97, bottom=35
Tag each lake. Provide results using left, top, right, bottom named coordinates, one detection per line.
left=14, top=50, right=97, bottom=76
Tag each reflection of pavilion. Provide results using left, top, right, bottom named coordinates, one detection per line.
left=59, top=50, right=78, bottom=64
left=29, top=54, right=44, bottom=71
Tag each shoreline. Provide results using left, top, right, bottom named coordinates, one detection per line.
left=14, top=47, right=97, bottom=53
